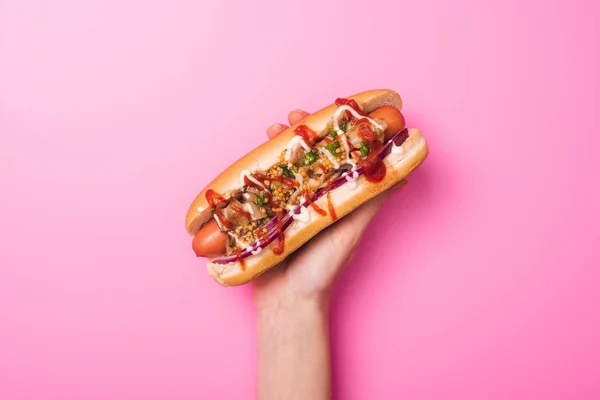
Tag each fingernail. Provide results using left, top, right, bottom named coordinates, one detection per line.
left=291, top=109, right=307, bottom=114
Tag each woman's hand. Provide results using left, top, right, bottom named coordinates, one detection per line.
left=253, top=109, right=404, bottom=400
left=253, top=109, right=405, bottom=400
left=252, top=109, right=405, bottom=313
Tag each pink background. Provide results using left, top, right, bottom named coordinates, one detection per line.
left=1, top=0, right=599, bottom=399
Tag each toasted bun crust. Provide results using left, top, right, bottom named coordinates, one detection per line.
left=185, top=89, right=428, bottom=286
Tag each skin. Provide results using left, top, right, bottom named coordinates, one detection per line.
left=254, top=109, right=406, bottom=400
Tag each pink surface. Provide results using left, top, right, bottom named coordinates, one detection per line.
left=1, top=0, right=599, bottom=399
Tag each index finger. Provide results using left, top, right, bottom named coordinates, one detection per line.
left=288, top=109, right=310, bottom=125
left=266, top=123, right=288, bottom=140
left=265, top=109, right=311, bottom=141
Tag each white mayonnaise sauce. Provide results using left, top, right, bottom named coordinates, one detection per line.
left=243, top=202, right=258, bottom=216
left=319, top=147, right=340, bottom=169
left=341, top=167, right=360, bottom=190
left=240, top=169, right=268, bottom=190
left=281, top=103, right=380, bottom=173
left=244, top=244, right=263, bottom=256
left=240, top=170, right=262, bottom=188
left=287, top=196, right=310, bottom=224
left=285, top=136, right=311, bottom=161
left=293, top=171, right=304, bottom=187
left=339, top=134, right=351, bottom=160
left=292, top=206, right=311, bottom=224
left=273, top=103, right=382, bottom=200
left=333, top=105, right=383, bottom=135
left=213, top=212, right=225, bottom=230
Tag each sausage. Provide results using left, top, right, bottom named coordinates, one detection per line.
left=192, top=219, right=227, bottom=257
left=368, top=106, right=406, bottom=142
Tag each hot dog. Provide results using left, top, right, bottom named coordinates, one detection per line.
left=192, top=106, right=406, bottom=258
left=185, top=89, right=428, bottom=286
left=192, top=219, right=227, bottom=257
left=368, top=106, right=407, bottom=142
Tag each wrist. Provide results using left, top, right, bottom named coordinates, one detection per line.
left=255, top=288, right=332, bottom=400
left=255, top=295, right=329, bottom=323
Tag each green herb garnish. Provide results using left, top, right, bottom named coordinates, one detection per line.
left=325, top=140, right=340, bottom=155
left=329, top=128, right=338, bottom=137
left=340, top=122, right=347, bottom=132
left=303, top=151, right=318, bottom=165
left=256, top=191, right=267, bottom=206
left=359, top=142, right=370, bottom=157
left=279, top=164, right=295, bottom=178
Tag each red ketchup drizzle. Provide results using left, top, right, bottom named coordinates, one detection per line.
left=358, top=141, right=387, bottom=183
left=300, top=190, right=326, bottom=216
left=214, top=209, right=233, bottom=230
left=256, top=227, right=267, bottom=240
left=326, top=192, right=337, bottom=221
left=294, top=124, right=319, bottom=144
left=206, top=189, right=235, bottom=229
left=272, top=211, right=285, bottom=255
left=229, top=202, right=251, bottom=220
left=354, top=116, right=388, bottom=183
left=335, top=98, right=367, bottom=117
left=356, top=118, right=378, bottom=142
left=276, top=176, right=299, bottom=187
left=233, top=248, right=246, bottom=270
left=364, top=162, right=387, bottom=183
left=244, top=175, right=272, bottom=192
left=310, top=202, right=327, bottom=216
left=205, top=189, right=226, bottom=209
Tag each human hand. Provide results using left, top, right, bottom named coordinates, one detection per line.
left=252, top=109, right=406, bottom=313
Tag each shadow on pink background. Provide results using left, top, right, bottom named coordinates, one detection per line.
left=1, top=0, right=599, bottom=399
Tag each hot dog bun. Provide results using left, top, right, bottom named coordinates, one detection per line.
left=185, top=89, right=428, bottom=286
